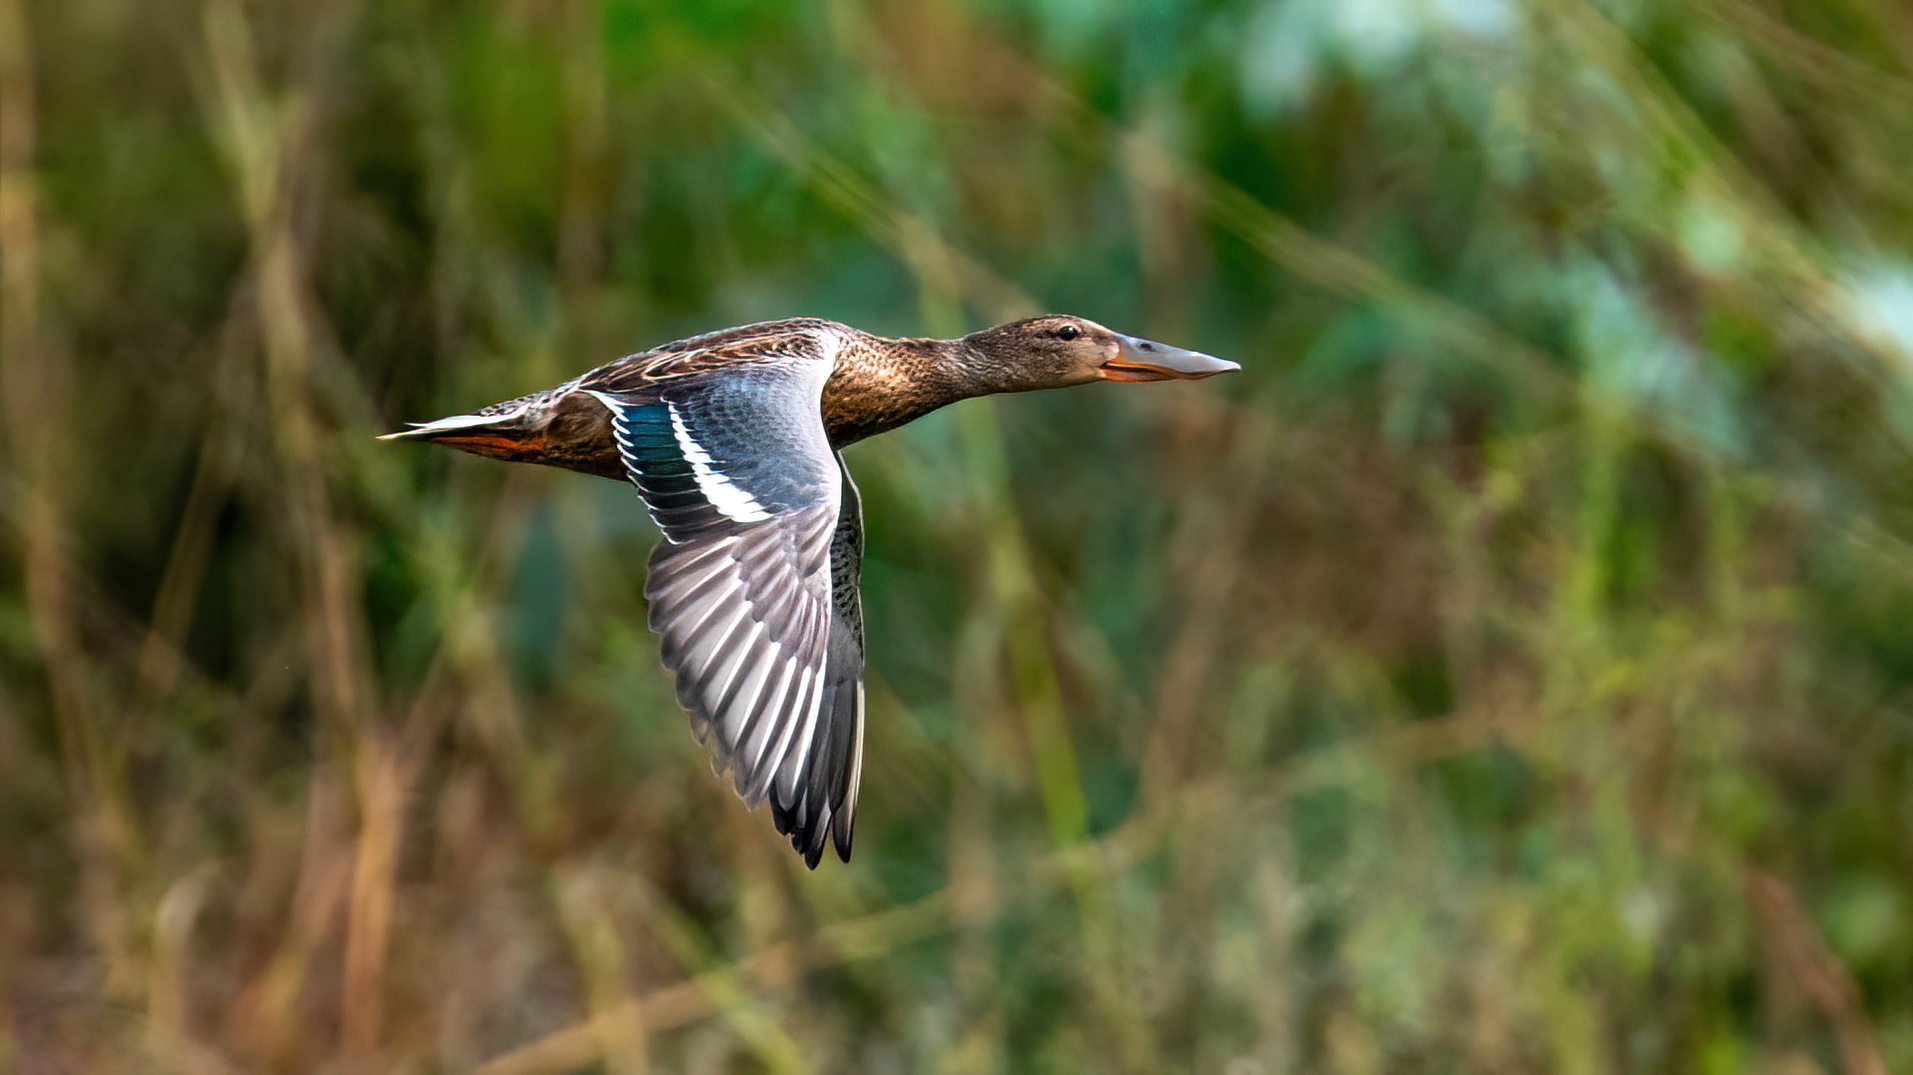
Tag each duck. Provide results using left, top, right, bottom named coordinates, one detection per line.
left=383, top=315, right=1238, bottom=867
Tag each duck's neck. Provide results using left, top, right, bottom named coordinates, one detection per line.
left=821, top=335, right=1007, bottom=447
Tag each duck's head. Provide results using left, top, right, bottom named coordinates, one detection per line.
left=962, top=315, right=1240, bottom=390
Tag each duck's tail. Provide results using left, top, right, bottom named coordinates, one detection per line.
left=381, top=392, right=627, bottom=480
left=378, top=410, right=517, bottom=441
left=378, top=402, right=547, bottom=462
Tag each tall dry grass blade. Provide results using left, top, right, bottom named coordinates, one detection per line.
left=342, top=736, right=418, bottom=1063
left=552, top=868, right=650, bottom=1075
left=228, top=773, right=352, bottom=1067
left=0, top=0, right=143, bottom=1003
left=1746, top=869, right=1889, bottom=1075
left=476, top=887, right=971, bottom=1074
left=136, top=441, right=228, bottom=708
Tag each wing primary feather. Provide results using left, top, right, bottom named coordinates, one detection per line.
left=659, top=579, right=751, bottom=681
left=741, top=602, right=819, bottom=772
left=775, top=672, right=824, bottom=805
left=653, top=575, right=739, bottom=657
left=742, top=598, right=827, bottom=801
left=830, top=681, right=867, bottom=862
left=715, top=639, right=779, bottom=761
left=650, top=556, right=739, bottom=610
left=753, top=663, right=816, bottom=801
left=735, top=652, right=799, bottom=796
left=674, top=614, right=759, bottom=748
left=647, top=540, right=737, bottom=592
left=692, top=615, right=764, bottom=728
left=656, top=568, right=748, bottom=666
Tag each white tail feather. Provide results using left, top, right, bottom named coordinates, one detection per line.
left=376, top=412, right=506, bottom=440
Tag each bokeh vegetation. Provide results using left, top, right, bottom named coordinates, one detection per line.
left=5, top=0, right=1913, bottom=1070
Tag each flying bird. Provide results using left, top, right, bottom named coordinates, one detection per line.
left=383, top=315, right=1238, bottom=866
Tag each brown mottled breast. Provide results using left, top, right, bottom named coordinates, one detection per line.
left=821, top=336, right=974, bottom=448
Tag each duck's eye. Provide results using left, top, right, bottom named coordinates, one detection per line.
left=1053, top=324, right=1081, bottom=341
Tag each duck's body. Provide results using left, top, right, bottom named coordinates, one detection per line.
left=385, top=315, right=1236, bottom=866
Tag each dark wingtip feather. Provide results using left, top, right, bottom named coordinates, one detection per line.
left=831, top=810, right=855, bottom=863
left=770, top=790, right=833, bottom=869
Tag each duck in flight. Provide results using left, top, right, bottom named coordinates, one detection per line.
left=383, top=315, right=1238, bottom=866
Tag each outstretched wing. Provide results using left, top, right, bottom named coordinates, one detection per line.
left=589, top=351, right=866, bottom=866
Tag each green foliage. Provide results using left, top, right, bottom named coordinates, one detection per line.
left=3, top=0, right=1912, bottom=1070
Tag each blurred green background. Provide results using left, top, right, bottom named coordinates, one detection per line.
left=5, top=0, right=1913, bottom=1070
